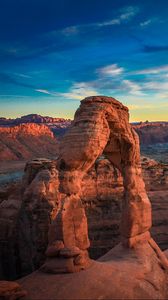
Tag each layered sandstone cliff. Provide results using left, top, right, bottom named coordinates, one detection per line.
left=0, top=123, right=58, bottom=160
left=133, top=122, right=168, bottom=144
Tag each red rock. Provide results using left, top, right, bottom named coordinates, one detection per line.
left=0, top=123, right=58, bottom=160
left=42, top=96, right=152, bottom=273
left=0, top=280, right=27, bottom=299
left=1, top=97, right=168, bottom=280
left=45, top=241, right=64, bottom=257
left=19, top=241, right=168, bottom=299
left=59, top=247, right=81, bottom=258
left=58, top=96, right=151, bottom=242
left=133, top=121, right=168, bottom=144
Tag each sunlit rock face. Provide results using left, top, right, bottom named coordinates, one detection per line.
left=16, top=97, right=168, bottom=300
left=40, top=96, right=152, bottom=274
left=0, top=123, right=58, bottom=160
left=1, top=155, right=168, bottom=279
left=133, top=122, right=168, bottom=144
left=1, top=97, right=168, bottom=282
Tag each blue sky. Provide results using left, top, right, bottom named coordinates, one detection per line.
left=0, top=0, right=168, bottom=121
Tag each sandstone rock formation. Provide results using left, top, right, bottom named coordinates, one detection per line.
left=19, top=241, right=168, bottom=300
left=0, top=114, right=72, bottom=138
left=1, top=155, right=168, bottom=280
left=1, top=96, right=168, bottom=299
left=133, top=122, right=168, bottom=144
left=0, top=123, right=58, bottom=160
left=16, top=96, right=168, bottom=299
left=48, top=97, right=151, bottom=264
left=41, top=96, right=153, bottom=273
left=0, top=281, right=27, bottom=300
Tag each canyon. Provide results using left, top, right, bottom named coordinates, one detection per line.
left=0, top=97, right=168, bottom=299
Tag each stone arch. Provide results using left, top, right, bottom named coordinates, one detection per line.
left=41, top=96, right=152, bottom=273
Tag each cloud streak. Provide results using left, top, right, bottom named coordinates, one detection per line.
left=58, top=82, right=98, bottom=100
left=98, top=6, right=139, bottom=27
left=122, top=80, right=145, bottom=96
left=96, top=64, right=124, bottom=77
left=35, top=89, right=54, bottom=95
left=132, top=65, right=168, bottom=75
left=140, top=19, right=152, bottom=27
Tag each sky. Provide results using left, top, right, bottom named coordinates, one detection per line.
left=0, top=0, right=168, bottom=121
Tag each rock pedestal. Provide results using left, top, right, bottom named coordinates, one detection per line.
left=42, top=170, right=92, bottom=273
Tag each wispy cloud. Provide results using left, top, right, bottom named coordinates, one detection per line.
left=140, top=19, right=152, bottom=27
left=13, top=73, right=32, bottom=79
left=0, top=72, right=34, bottom=88
left=58, top=5, right=139, bottom=37
left=35, top=89, right=54, bottom=95
left=35, top=82, right=98, bottom=100
left=98, top=6, right=139, bottom=27
left=133, top=65, right=168, bottom=75
left=58, top=82, right=98, bottom=100
left=143, top=81, right=168, bottom=91
left=34, top=61, right=168, bottom=102
left=122, top=80, right=145, bottom=96
left=96, top=64, right=124, bottom=77
left=61, top=26, right=79, bottom=36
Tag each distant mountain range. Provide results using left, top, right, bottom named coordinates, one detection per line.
left=0, top=114, right=168, bottom=145
left=0, top=114, right=72, bottom=137
left=0, top=113, right=71, bottom=126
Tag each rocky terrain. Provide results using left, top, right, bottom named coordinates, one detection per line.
left=0, top=114, right=72, bottom=137
left=15, top=96, right=168, bottom=300
left=1, top=114, right=168, bottom=143
left=0, top=97, right=167, bottom=283
left=1, top=154, right=167, bottom=280
left=0, top=98, right=168, bottom=299
left=133, top=121, right=168, bottom=144
left=0, top=123, right=58, bottom=160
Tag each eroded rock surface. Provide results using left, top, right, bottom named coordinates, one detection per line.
left=0, top=280, right=27, bottom=300
left=1, top=97, right=168, bottom=290
left=49, top=96, right=152, bottom=270
left=0, top=123, right=58, bottom=160
left=1, top=156, right=168, bottom=279
left=19, top=241, right=168, bottom=300
left=16, top=96, right=168, bottom=299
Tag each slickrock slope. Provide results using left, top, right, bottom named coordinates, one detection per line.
left=19, top=242, right=168, bottom=300
left=0, top=123, right=58, bottom=160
